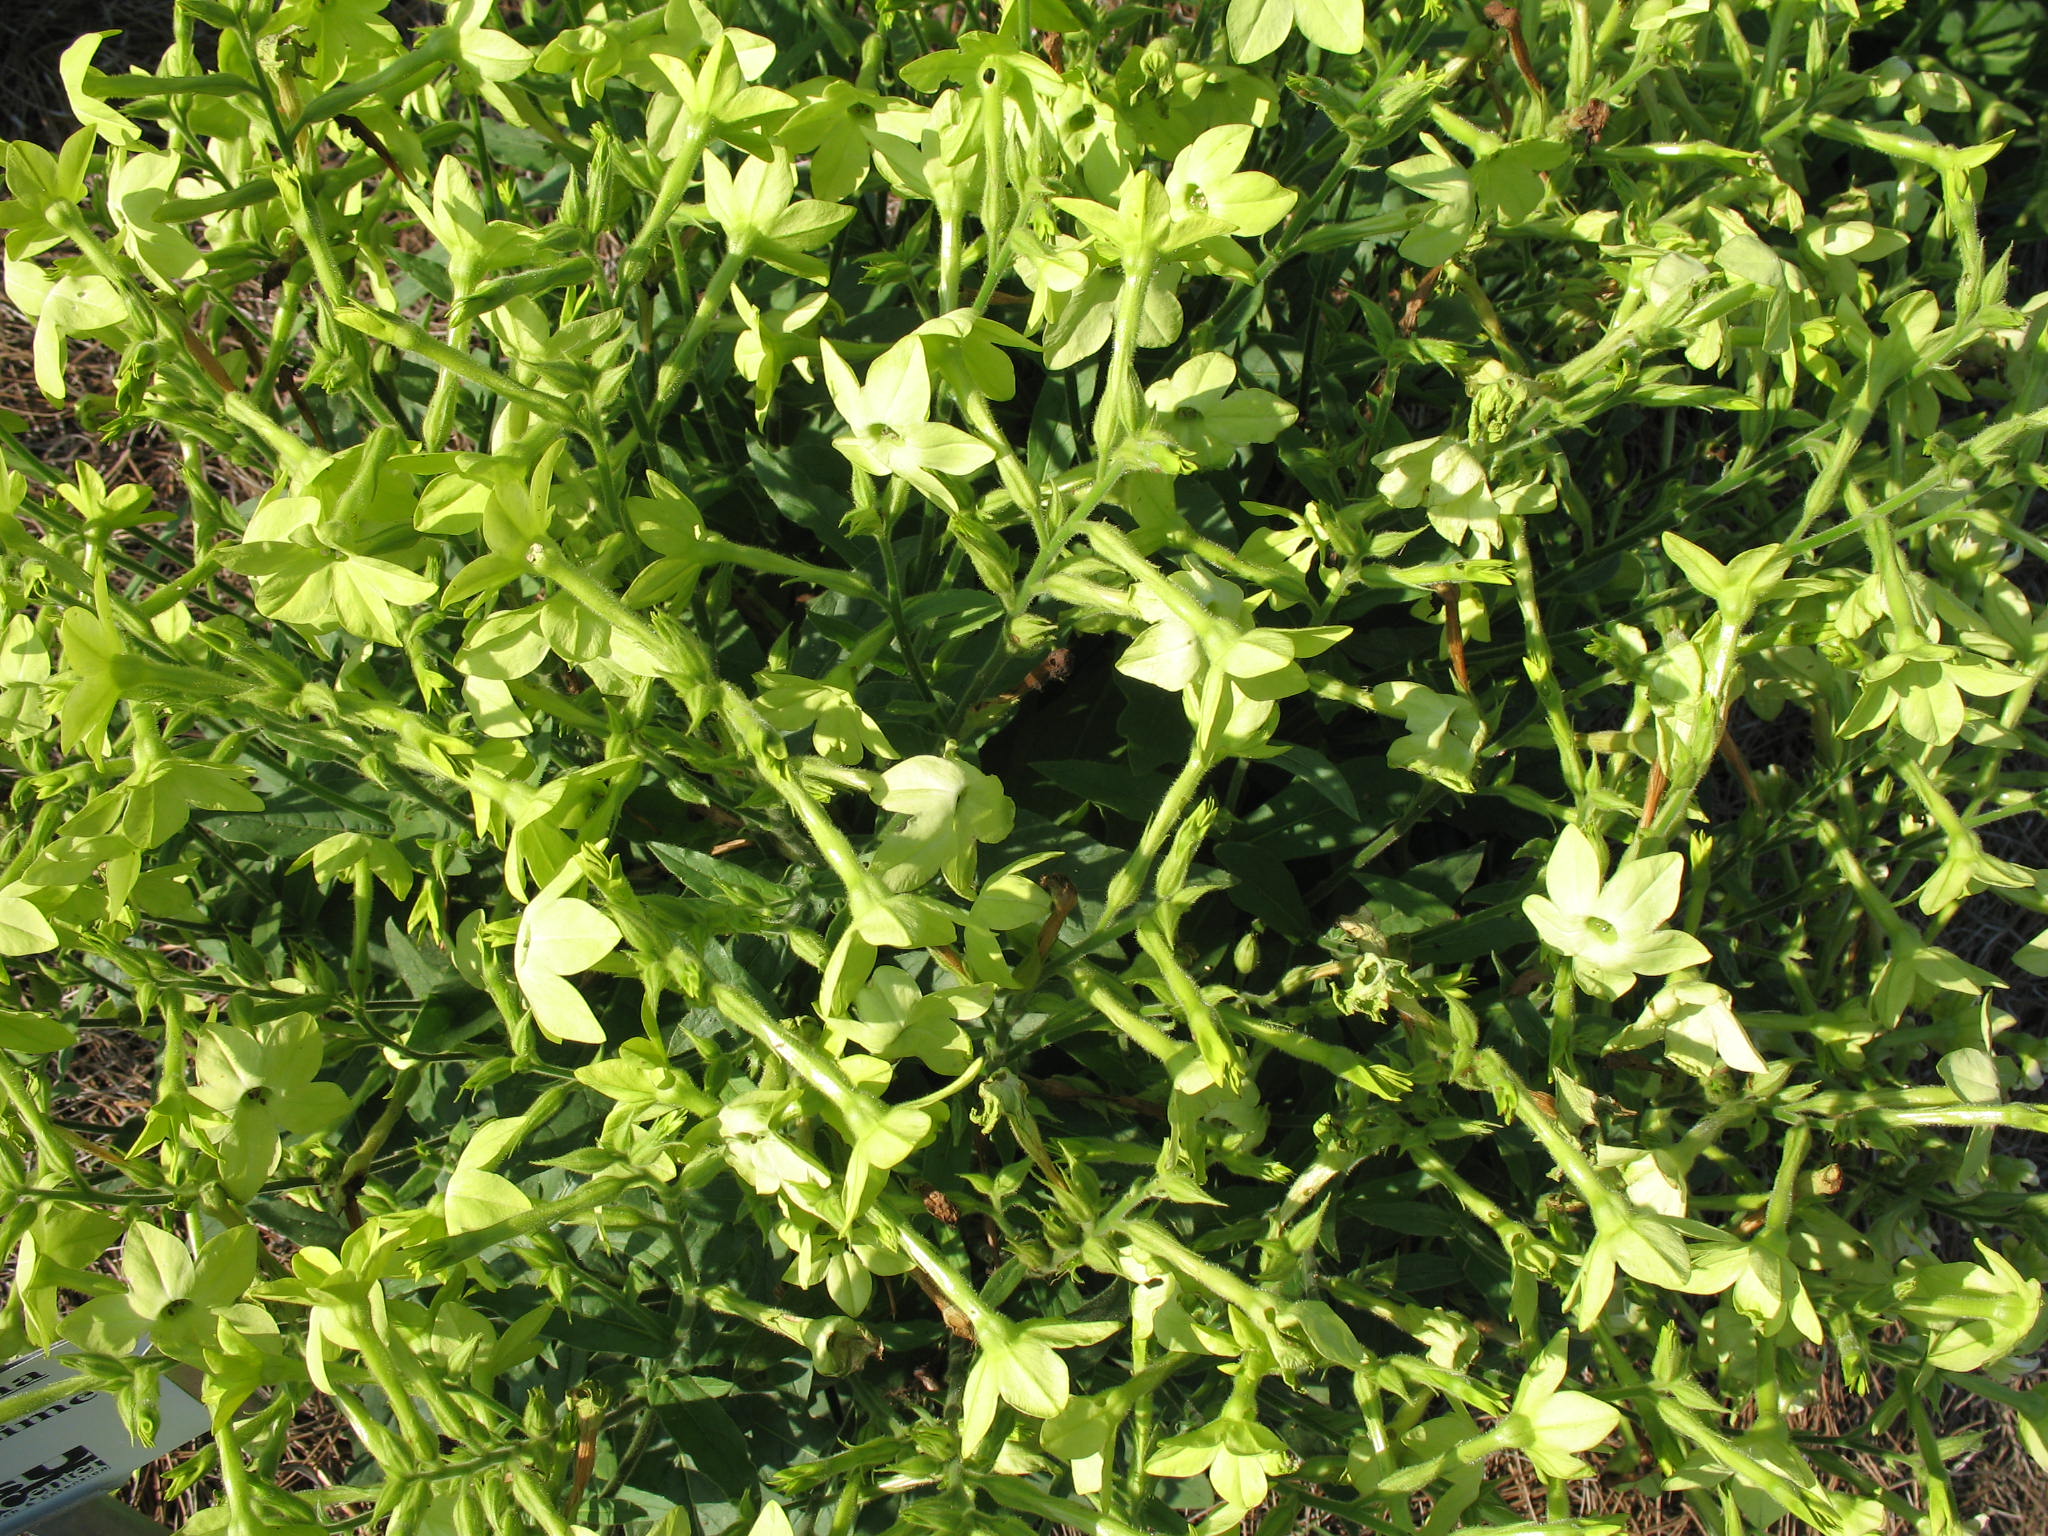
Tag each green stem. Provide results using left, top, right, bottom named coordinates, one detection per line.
left=421, top=315, right=475, bottom=450
left=1474, top=1051, right=1614, bottom=1208
left=1944, top=166, right=1991, bottom=321
left=1788, top=376, right=1882, bottom=548
left=334, top=304, right=573, bottom=425
left=1122, top=1219, right=1277, bottom=1322
left=430, top=1174, right=639, bottom=1265
left=1506, top=514, right=1587, bottom=799
left=695, top=534, right=879, bottom=601
left=347, top=1298, right=440, bottom=1465
left=349, top=863, right=375, bottom=1002
left=334, top=1067, right=418, bottom=1190
left=0, top=802, right=66, bottom=891
left=531, top=544, right=714, bottom=702
left=652, top=243, right=751, bottom=422
left=712, top=983, right=874, bottom=1131
left=862, top=1201, right=990, bottom=1327
left=0, top=1050, right=83, bottom=1187
left=1652, top=1394, right=1838, bottom=1530
left=1895, top=756, right=1975, bottom=855
left=1094, top=255, right=1158, bottom=465
left=211, top=1403, right=276, bottom=1535
left=1093, top=731, right=1214, bottom=943
left=718, top=685, right=876, bottom=900
left=1124, top=1328, right=1152, bottom=1507
left=1764, top=1123, right=1810, bottom=1240
left=620, top=122, right=713, bottom=287
left=1567, top=0, right=1595, bottom=104
left=287, top=30, right=456, bottom=137
left=1409, top=1140, right=1541, bottom=1258
left=867, top=475, right=937, bottom=705
left=1813, top=818, right=1919, bottom=945
left=944, top=363, right=1041, bottom=550
left=1066, top=963, right=1200, bottom=1081
left=938, top=206, right=964, bottom=310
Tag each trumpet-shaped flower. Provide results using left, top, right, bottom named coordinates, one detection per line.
left=1522, top=826, right=1712, bottom=999
left=868, top=755, right=1014, bottom=894
left=1490, top=1333, right=1623, bottom=1479
left=1145, top=1413, right=1299, bottom=1510
left=821, top=338, right=995, bottom=511
left=1373, top=435, right=1530, bottom=552
left=755, top=671, right=894, bottom=765
left=1143, top=352, right=1297, bottom=469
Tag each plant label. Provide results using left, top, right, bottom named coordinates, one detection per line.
left=0, top=1349, right=206, bottom=1535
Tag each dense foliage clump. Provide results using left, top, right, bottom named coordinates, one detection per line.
left=3, top=1, right=2048, bottom=1533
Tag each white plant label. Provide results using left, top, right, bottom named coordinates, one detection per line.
left=0, top=1348, right=207, bottom=1534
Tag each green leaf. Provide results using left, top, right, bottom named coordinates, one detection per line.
left=518, top=897, right=621, bottom=976
left=1226, top=0, right=1295, bottom=63
left=0, top=1008, right=75, bottom=1052
left=445, top=1168, right=534, bottom=1234
left=0, top=894, right=58, bottom=956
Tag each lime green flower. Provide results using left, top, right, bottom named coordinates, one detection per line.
left=868, top=755, right=1014, bottom=894
left=1145, top=1412, right=1298, bottom=1509
left=1490, top=1333, right=1623, bottom=1479
left=192, top=1016, right=353, bottom=1199
left=1370, top=435, right=1544, bottom=552
left=821, top=338, right=996, bottom=511
left=755, top=671, right=895, bottom=765
left=1522, top=827, right=1712, bottom=999
left=63, top=1224, right=259, bottom=1365
left=1143, top=352, right=1296, bottom=469
left=836, top=965, right=987, bottom=1074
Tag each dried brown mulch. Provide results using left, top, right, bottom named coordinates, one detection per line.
left=0, top=299, right=194, bottom=505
